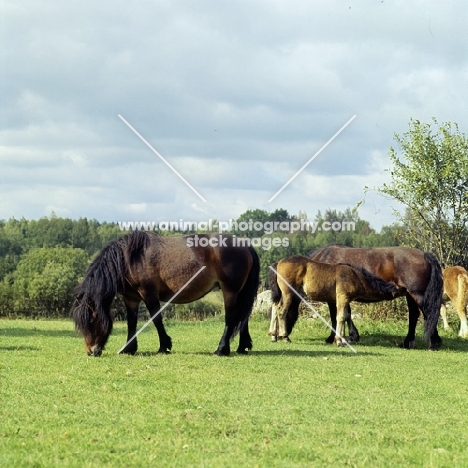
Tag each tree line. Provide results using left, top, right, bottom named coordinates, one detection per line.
left=0, top=209, right=399, bottom=318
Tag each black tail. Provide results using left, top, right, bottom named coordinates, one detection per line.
left=269, top=263, right=281, bottom=304
left=71, top=231, right=150, bottom=343
left=422, top=252, right=443, bottom=341
left=232, top=246, right=261, bottom=337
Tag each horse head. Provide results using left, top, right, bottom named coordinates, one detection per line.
left=71, top=293, right=113, bottom=357
left=390, top=283, right=406, bottom=298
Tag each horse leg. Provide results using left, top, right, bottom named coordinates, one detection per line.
left=268, top=304, right=279, bottom=342
left=325, top=302, right=337, bottom=344
left=440, top=302, right=450, bottom=330
left=214, top=291, right=240, bottom=356
left=276, top=297, right=292, bottom=342
left=452, top=290, right=468, bottom=337
left=457, top=306, right=468, bottom=338
left=146, top=298, right=172, bottom=354
left=347, top=305, right=360, bottom=343
left=119, top=299, right=140, bottom=355
left=401, top=295, right=419, bottom=349
left=237, top=319, right=253, bottom=355
left=334, top=299, right=348, bottom=347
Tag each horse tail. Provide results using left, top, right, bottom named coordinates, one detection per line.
left=71, top=231, right=150, bottom=341
left=232, top=246, right=261, bottom=336
left=422, top=252, right=443, bottom=341
left=269, top=263, right=281, bottom=304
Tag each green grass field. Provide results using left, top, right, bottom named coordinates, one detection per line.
left=1, top=315, right=468, bottom=467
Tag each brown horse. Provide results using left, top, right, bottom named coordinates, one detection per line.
left=268, top=256, right=405, bottom=346
left=71, top=231, right=260, bottom=356
left=440, top=266, right=468, bottom=338
left=309, top=245, right=443, bottom=350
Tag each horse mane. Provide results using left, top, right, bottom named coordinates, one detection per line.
left=341, top=262, right=401, bottom=296
left=71, top=231, right=153, bottom=335
left=124, top=230, right=153, bottom=265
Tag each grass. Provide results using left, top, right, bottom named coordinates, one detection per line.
left=1, top=315, right=468, bottom=467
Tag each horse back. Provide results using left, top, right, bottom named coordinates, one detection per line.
left=127, top=234, right=254, bottom=302
left=309, top=245, right=430, bottom=290
left=277, top=256, right=338, bottom=302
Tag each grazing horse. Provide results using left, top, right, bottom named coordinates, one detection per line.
left=308, top=245, right=443, bottom=350
left=440, top=266, right=468, bottom=338
left=268, top=256, right=405, bottom=346
left=71, top=231, right=260, bottom=356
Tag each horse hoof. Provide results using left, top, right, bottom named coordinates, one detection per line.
left=348, top=335, right=360, bottom=344
left=158, top=348, right=171, bottom=354
left=214, top=349, right=230, bottom=357
left=270, top=335, right=277, bottom=342
left=119, top=345, right=137, bottom=355
left=399, top=340, right=415, bottom=349
left=282, top=337, right=291, bottom=343
left=87, top=347, right=103, bottom=357
left=325, top=336, right=335, bottom=344
left=236, top=348, right=249, bottom=355
left=429, top=341, right=442, bottom=351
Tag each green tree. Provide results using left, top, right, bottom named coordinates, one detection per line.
left=9, top=247, right=89, bottom=316
left=234, top=209, right=284, bottom=237
left=375, top=118, right=468, bottom=266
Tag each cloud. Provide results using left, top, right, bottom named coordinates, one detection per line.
left=1, top=0, right=467, bottom=230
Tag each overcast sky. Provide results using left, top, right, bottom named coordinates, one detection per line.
left=1, top=1, right=467, bottom=230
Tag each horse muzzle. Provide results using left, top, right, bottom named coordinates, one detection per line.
left=86, top=345, right=103, bottom=357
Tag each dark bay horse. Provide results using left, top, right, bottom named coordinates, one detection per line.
left=268, top=256, right=405, bottom=345
left=309, top=245, right=443, bottom=350
left=71, top=232, right=260, bottom=356
left=440, top=266, right=468, bottom=337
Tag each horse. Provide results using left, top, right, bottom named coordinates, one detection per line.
left=440, top=266, right=468, bottom=338
left=268, top=256, right=405, bottom=346
left=308, top=245, right=443, bottom=350
left=71, top=231, right=260, bottom=357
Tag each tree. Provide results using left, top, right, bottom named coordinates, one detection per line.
left=376, top=118, right=468, bottom=266
left=9, top=247, right=89, bottom=316
left=233, top=208, right=293, bottom=238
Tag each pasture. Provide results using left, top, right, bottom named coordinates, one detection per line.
left=1, top=315, right=468, bottom=467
